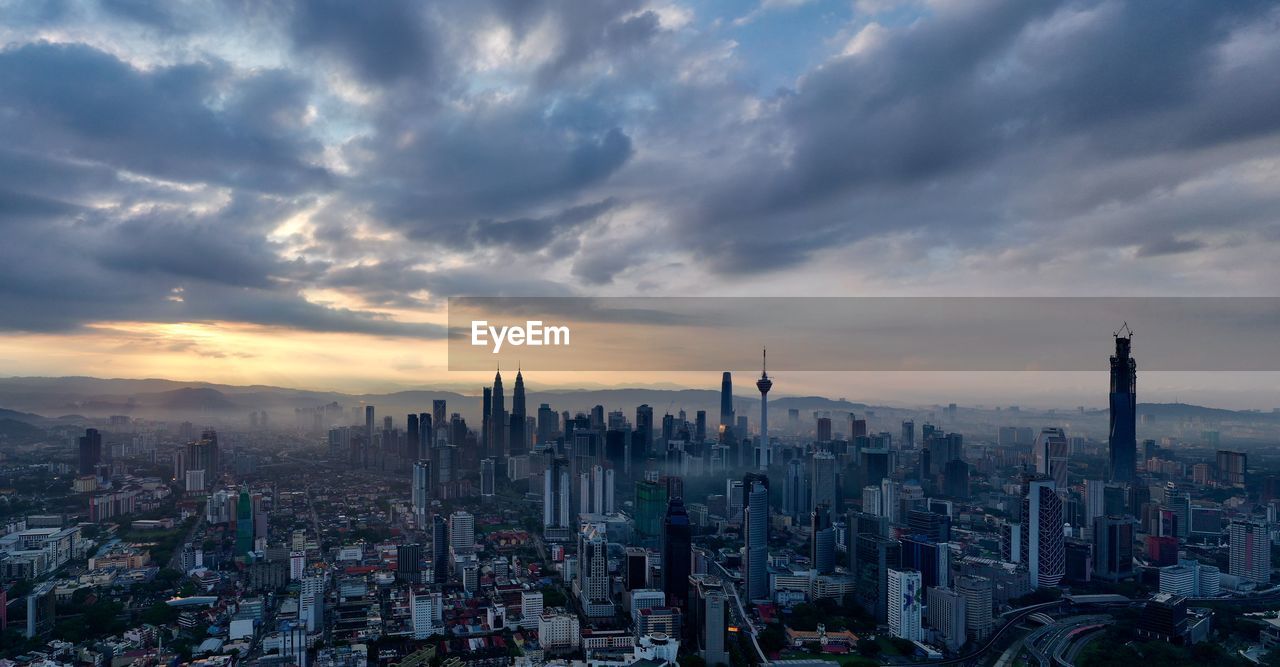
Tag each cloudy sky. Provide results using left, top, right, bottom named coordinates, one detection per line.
left=1, top=0, right=1278, bottom=404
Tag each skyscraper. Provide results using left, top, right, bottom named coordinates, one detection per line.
left=490, top=369, right=506, bottom=458
left=412, top=461, right=432, bottom=527
left=236, top=488, right=254, bottom=557
left=661, top=498, right=692, bottom=611
left=431, top=514, right=449, bottom=584
left=510, top=368, right=527, bottom=455
left=365, top=405, right=375, bottom=455
left=481, top=458, right=495, bottom=496
left=810, top=451, right=837, bottom=510
left=1108, top=329, right=1137, bottom=483
left=544, top=455, right=571, bottom=535
left=1092, top=515, right=1134, bottom=581
left=77, top=428, right=102, bottom=476
left=1229, top=519, right=1271, bottom=584
left=1022, top=479, right=1065, bottom=588
left=755, top=349, right=772, bottom=470
left=481, top=387, right=492, bottom=457
left=719, top=372, right=734, bottom=430
left=927, top=586, right=966, bottom=652
left=743, top=478, right=769, bottom=602
left=888, top=569, right=923, bottom=641
left=855, top=534, right=902, bottom=622
left=955, top=575, right=993, bottom=640
left=782, top=458, right=808, bottom=520
left=432, top=400, right=447, bottom=445
left=449, top=511, right=475, bottom=557
left=1033, top=427, right=1069, bottom=488
left=901, top=420, right=916, bottom=450
left=811, top=504, right=835, bottom=574
left=418, top=412, right=431, bottom=459
left=406, top=413, right=419, bottom=462
left=577, top=522, right=613, bottom=617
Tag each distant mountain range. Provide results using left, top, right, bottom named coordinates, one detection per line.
left=0, top=376, right=1274, bottom=430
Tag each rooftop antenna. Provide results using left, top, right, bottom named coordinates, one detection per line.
left=1114, top=322, right=1133, bottom=338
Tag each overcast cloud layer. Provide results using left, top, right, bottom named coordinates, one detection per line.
left=2, top=0, right=1280, bottom=340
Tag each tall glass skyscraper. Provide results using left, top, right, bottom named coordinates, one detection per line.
left=744, top=479, right=769, bottom=602
left=1108, top=330, right=1137, bottom=484
left=661, top=498, right=692, bottom=610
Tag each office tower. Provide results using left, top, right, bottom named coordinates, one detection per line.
left=855, top=534, right=902, bottom=622
left=755, top=349, right=773, bottom=470
left=432, top=400, right=447, bottom=445
left=397, top=543, right=422, bottom=582
left=861, top=448, right=891, bottom=488
left=418, top=412, right=431, bottom=459
left=449, top=511, right=475, bottom=557
left=816, top=417, right=832, bottom=442
left=695, top=410, right=707, bottom=442
left=521, top=591, right=544, bottom=629
left=1033, top=427, right=1069, bottom=488
left=1000, top=522, right=1022, bottom=563
left=1217, top=450, right=1247, bottom=488
left=624, top=547, right=649, bottom=591
left=881, top=478, right=900, bottom=524
left=1137, top=593, right=1188, bottom=643
left=943, top=459, right=969, bottom=499
left=635, top=479, right=668, bottom=544
left=955, top=575, right=993, bottom=639
left=1167, top=491, right=1191, bottom=539
left=482, top=387, right=492, bottom=457
left=1108, top=329, right=1137, bottom=483
left=1229, top=519, right=1271, bottom=584
left=1159, top=560, right=1220, bottom=597
left=406, top=413, right=419, bottom=462
left=431, top=514, right=449, bottom=584
left=636, top=404, right=655, bottom=460
left=365, top=405, right=375, bottom=454
left=1083, top=479, right=1106, bottom=531
left=77, top=428, right=102, bottom=476
left=743, top=478, right=769, bottom=602
left=726, top=479, right=745, bottom=518
left=537, top=403, right=557, bottom=444
left=810, top=451, right=837, bottom=511
left=662, top=498, right=692, bottom=611
left=509, top=368, right=527, bottom=455
left=719, top=372, right=734, bottom=430
left=907, top=510, right=952, bottom=544
left=783, top=458, right=809, bottom=520
left=811, top=504, right=835, bottom=574
left=901, top=420, right=916, bottom=450
left=412, top=461, right=432, bottom=526
left=1022, top=479, right=1065, bottom=588
left=701, top=590, right=729, bottom=666
left=1093, top=515, right=1134, bottom=581
left=927, top=586, right=966, bottom=652
left=1064, top=540, right=1093, bottom=583
left=481, top=458, right=496, bottom=496
left=888, top=569, right=923, bottom=641
left=300, top=575, right=325, bottom=632
left=862, top=485, right=883, bottom=516
left=236, top=488, right=254, bottom=557
left=578, top=522, right=613, bottom=617
left=901, top=536, right=950, bottom=592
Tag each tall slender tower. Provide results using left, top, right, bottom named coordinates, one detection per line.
left=1108, top=326, right=1137, bottom=484
left=755, top=349, right=772, bottom=471
left=491, top=368, right=506, bottom=458
left=510, top=367, right=527, bottom=456
left=719, top=372, right=734, bottom=431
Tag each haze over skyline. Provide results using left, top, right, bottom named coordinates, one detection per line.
left=2, top=0, right=1280, bottom=404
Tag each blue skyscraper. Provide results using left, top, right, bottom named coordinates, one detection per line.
left=1108, top=328, right=1137, bottom=484
left=744, top=478, right=769, bottom=602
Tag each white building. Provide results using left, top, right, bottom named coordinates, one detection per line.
left=411, top=591, right=443, bottom=639
left=300, top=575, right=325, bottom=633
left=449, top=511, right=475, bottom=557
left=888, top=569, right=923, bottom=641
left=538, top=612, right=581, bottom=650
left=1160, top=560, right=1221, bottom=597
left=520, top=591, right=543, bottom=629
left=926, top=586, right=966, bottom=652
left=629, top=589, right=665, bottom=619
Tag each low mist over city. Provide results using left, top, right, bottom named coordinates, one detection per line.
left=2, top=1, right=1280, bottom=667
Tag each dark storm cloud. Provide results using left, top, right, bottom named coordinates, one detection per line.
left=680, top=0, right=1280, bottom=272
left=287, top=0, right=439, bottom=85
left=0, top=42, right=332, bottom=195
left=3, top=0, right=1280, bottom=340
